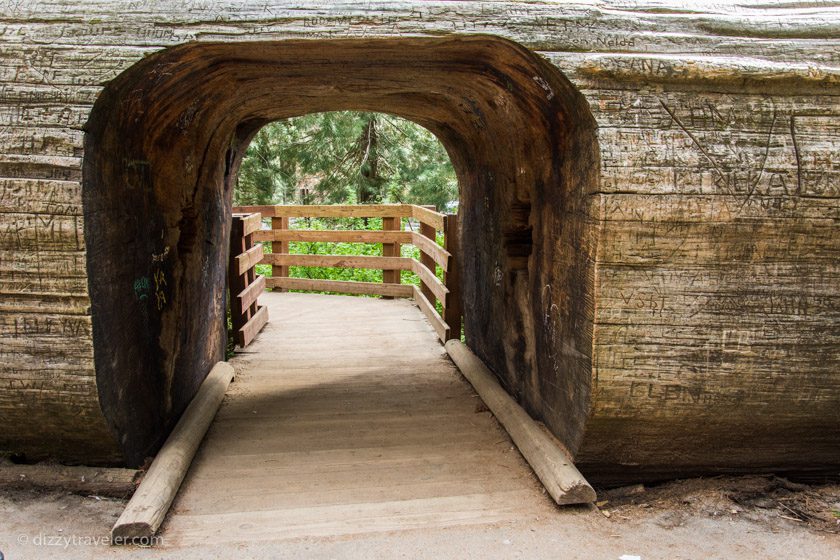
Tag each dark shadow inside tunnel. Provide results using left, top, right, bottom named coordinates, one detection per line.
left=82, top=36, right=600, bottom=467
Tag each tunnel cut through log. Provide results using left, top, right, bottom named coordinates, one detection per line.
left=82, top=36, right=600, bottom=467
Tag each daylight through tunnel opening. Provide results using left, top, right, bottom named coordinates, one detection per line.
left=82, top=36, right=600, bottom=467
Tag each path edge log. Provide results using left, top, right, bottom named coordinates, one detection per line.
left=111, top=362, right=235, bottom=543
left=445, top=340, right=596, bottom=505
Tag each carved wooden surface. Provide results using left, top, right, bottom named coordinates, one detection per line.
left=0, top=1, right=837, bottom=481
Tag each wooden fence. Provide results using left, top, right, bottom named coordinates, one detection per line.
left=228, top=212, right=269, bottom=347
left=232, top=204, right=462, bottom=343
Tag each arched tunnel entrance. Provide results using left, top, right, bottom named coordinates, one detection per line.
left=82, top=36, right=600, bottom=467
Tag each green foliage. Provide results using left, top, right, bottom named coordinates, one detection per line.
left=235, top=112, right=458, bottom=210
left=255, top=217, right=447, bottom=299
left=288, top=217, right=385, bottom=284
left=238, top=112, right=457, bottom=303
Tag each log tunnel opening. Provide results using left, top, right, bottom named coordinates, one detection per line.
left=82, top=36, right=600, bottom=468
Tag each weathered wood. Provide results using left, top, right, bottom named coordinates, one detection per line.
left=0, top=462, right=139, bottom=498
left=443, top=214, right=462, bottom=340
left=266, top=277, right=414, bottom=298
left=445, top=340, right=596, bottom=505
left=112, top=362, right=235, bottom=542
left=1, top=2, right=838, bottom=482
left=413, top=285, right=450, bottom=343
left=227, top=216, right=248, bottom=346
left=162, top=292, right=548, bottom=544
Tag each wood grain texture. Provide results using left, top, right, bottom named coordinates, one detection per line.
left=0, top=1, right=836, bottom=480
left=160, top=292, right=548, bottom=545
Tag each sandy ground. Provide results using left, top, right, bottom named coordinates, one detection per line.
left=1, top=475, right=838, bottom=559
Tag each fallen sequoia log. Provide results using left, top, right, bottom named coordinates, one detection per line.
left=0, top=1, right=838, bottom=484
left=0, top=461, right=139, bottom=498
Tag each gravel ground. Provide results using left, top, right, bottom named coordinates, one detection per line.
left=1, top=475, right=838, bottom=559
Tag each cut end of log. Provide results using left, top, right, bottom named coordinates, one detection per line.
left=111, top=522, right=153, bottom=544
left=555, top=482, right=598, bottom=506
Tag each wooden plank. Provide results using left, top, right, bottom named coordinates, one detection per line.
left=264, top=253, right=412, bottom=271
left=232, top=205, right=277, bottom=218
left=271, top=216, right=290, bottom=290
left=237, top=305, right=268, bottom=348
left=411, top=260, right=449, bottom=307
left=411, top=205, right=445, bottom=231
left=111, top=362, right=235, bottom=543
left=266, top=277, right=413, bottom=298
left=410, top=231, right=450, bottom=272
left=443, top=214, right=462, bottom=341
left=445, top=340, right=596, bottom=506
left=162, top=291, right=545, bottom=544
left=413, top=285, right=449, bottom=342
left=238, top=212, right=263, bottom=236
left=253, top=229, right=413, bottom=244
left=235, top=243, right=264, bottom=276
left=238, top=204, right=413, bottom=219
left=382, top=216, right=402, bottom=299
left=167, top=492, right=537, bottom=545
left=419, top=222, right=437, bottom=303
left=237, top=274, right=265, bottom=311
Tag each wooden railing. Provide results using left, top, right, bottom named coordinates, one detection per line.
left=228, top=212, right=269, bottom=347
left=232, top=204, right=462, bottom=343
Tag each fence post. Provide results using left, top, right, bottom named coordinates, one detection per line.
left=271, top=215, right=289, bottom=291
left=443, top=212, right=462, bottom=340
left=228, top=215, right=248, bottom=335
left=419, top=220, right=437, bottom=304
left=228, top=212, right=269, bottom=348
left=382, top=215, right=401, bottom=299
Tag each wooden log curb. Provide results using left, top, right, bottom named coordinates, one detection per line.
left=445, top=340, right=596, bottom=506
left=111, top=362, right=235, bottom=544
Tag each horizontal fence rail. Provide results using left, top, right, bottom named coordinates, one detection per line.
left=228, top=212, right=269, bottom=347
left=232, top=204, right=461, bottom=343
